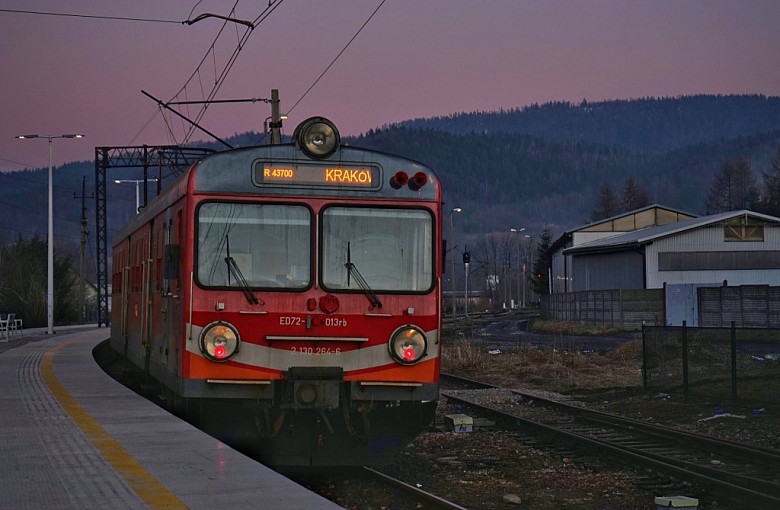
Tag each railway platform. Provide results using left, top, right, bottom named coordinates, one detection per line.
left=0, top=326, right=343, bottom=509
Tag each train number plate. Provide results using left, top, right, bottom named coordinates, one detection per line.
left=290, top=347, right=342, bottom=355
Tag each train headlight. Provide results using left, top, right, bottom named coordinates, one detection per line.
left=388, top=326, right=427, bottom=365
left=199, top=321, right=240, bottom=362
left=293, top=117, right=340, bottom=159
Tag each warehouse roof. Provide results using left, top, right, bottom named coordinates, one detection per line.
left=562, top=210, right=780, bottom=255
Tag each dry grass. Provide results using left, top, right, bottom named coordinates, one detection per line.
left=528, top=318, right=636, bottom=336
left=442, top=338, right=643, bottom=394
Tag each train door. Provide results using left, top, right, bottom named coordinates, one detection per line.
left=116, top=241, right=130, bottom=356
left=160, top=208, right=179, bottom=373
left=140, top=223, right=154, bottom=371
left=121, top=264, right=130, bottom=352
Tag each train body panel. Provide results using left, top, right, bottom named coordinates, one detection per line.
left=110, top=118, right=443, bottom=465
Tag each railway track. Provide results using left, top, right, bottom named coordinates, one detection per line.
left=289, top=466, right=472, bottom=510
left=441, top=373, right=780, bottom=508
left=363, top=467, right=471, bottom=510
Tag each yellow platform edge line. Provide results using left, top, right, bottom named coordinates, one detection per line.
left=42, top=340, right=189, bottom=510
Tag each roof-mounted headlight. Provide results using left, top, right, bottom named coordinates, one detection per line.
left=199, top=321, right=240, bottom=362
left=388, top=325, right=428, bottom=365
left=293, top=117, right=340, bottom=159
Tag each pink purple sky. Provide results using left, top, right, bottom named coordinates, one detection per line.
left=2, top=0, right=779, bottom=172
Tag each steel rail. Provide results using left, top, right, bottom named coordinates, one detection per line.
left=363, top=466, right=472, bottom=510
left=441, top=373, right=780, bottom=508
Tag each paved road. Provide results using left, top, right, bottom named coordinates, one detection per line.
left=448, top=316, right=780, bottom=356
left=450, top=316, right=640, bottom=352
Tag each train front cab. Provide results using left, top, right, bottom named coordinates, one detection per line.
left=177, top=118, right=442, bottom=466
left=111, top=118, right=442, bottom=466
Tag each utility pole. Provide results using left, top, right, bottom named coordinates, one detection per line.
left=74, top=176, right=94, bottom=323
left=270, top=89, right=282, bottom=144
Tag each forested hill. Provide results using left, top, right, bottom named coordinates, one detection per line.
left=353, top=95, right=780, bottom=234
left=352, top=129, right=645, bottom=233
left=395, top=95, right=780, bottom=152
left=1, top=95, right=779, bottom=253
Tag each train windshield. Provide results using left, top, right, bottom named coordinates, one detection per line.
left=321, top=207, right=433, bottom=293
left=197, top=202, right=311, bottom=289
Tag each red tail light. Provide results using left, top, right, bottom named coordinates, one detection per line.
left=391, top=171, right=409, bottom=188
left=410, top=172, right=428, bottom=190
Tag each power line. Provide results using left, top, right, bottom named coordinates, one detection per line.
left=139, top=1, right=286, bottom=147
left=0, top=8, right=182, bottom=24
left=288, top=0, right=387, bottom=116
left=179, top=1, right=285, bottom=143
left=131, top=0, right=247, bottom=146
left=0, top=154, right=35, bottom=168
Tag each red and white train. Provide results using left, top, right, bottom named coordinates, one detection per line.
left=110, top=117, right=442, bottom=466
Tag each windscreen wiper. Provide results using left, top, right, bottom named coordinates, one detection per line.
left=345, top=242, right=382, bottom=309
left=225, top=236, right=260, bottom=305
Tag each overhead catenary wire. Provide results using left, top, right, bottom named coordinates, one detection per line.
left=152, top=1, right=284, bottom=145
left=0, top=8, right=183, bottom=24
left=129, top=1, right=284, bottom=146
left=178, top=1, right=285, bottom=143
left=288, top=0, right=387, bottom=117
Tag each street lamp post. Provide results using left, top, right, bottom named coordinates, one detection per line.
left=522, top=235, right=533, bottom=308
left=114, top=178, right=159, bottom=213
left=15, top=134, right=85, bottom=335
left=510, top=228, right=530, bottom=309
left=449, top=207, right=462, bottom=319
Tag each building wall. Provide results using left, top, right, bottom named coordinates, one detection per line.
left=646, top=225, right=780, bottom=288
left=571, top=251, right=645, bottom=291
left=550, top=246, right=569, bottom=294
left=578, top=208, right=696, bottom=233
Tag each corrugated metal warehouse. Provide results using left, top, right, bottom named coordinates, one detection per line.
left=550, top=207, right=780, bottom=293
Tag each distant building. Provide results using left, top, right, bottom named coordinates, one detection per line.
left=549, top=208, right=780, bottom=294
left=549, top=204, right=698, bottom=293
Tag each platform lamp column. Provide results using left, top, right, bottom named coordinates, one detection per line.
left=510, top=228, right=530, bottom=308
left=522, top=235, right=533, bottom=308
left=463, top=249, right=470, bottom=317
left=15, top=133, right=85, bottom=335
left=449, top=207, right=462, bottom=319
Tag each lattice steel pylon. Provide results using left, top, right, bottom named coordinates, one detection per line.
left=94, top=145, right=214, bottom=327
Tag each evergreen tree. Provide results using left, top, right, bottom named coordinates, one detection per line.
left=0, top=236, right=79, bottom=327
left=621, top=176, right=652, bottom=211
left=532, top=227, right=553, bottom=296
left=590, top=183, right=620, bottom=221
left=759, top=147, right=780, bottom=217
left=705, top=157, right=759, bottom=213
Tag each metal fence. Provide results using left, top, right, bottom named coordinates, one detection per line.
left=543, top=289, right=664, bottom=328
left=642, top=322, right=780, bottom=403
left=699, top=285, right=780, bottom=327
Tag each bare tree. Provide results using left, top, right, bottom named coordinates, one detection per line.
left=759, top=147, right=780, bottom=217
left=590, top=183, right=620, bottom=221
left=471, top=232, right=516, bottom=310
left=622, top=176, right=652, bottom=211
left=705, top=156, right=759, bottom=213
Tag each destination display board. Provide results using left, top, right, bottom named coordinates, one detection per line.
left=255, top=161, right=380, bottom=189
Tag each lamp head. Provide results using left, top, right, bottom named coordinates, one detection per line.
left=293, top=117, right=340, bottom=159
